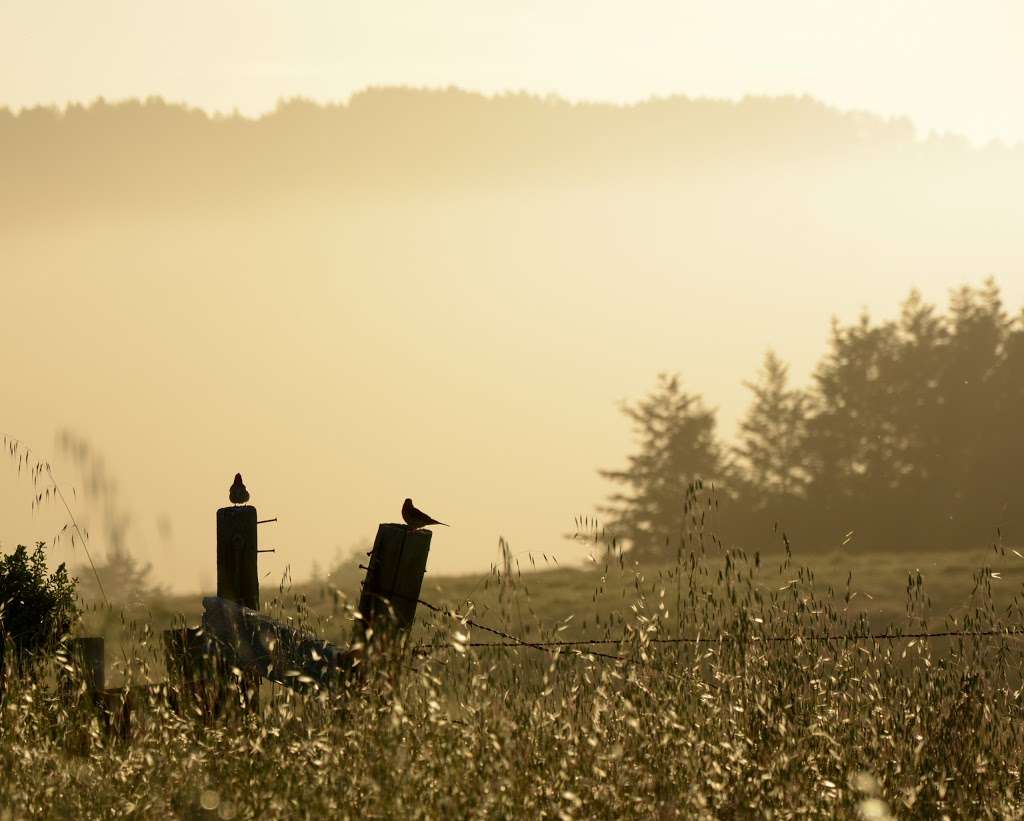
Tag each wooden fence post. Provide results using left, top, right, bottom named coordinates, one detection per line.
left=216, top=505, right=259, bottom=610
left=163, top=627, right=205, bottom=681
left=163, top=626, right=222, bottom=721
left=215, top=504, right=261, bottom=710
left=201, top=597, right=357, bottom=692
left=58, top=637, right=109, bottom=752
left=201, top=515, right=432, bottom=696
left=61, top=636, right=105, bottom=696
left=353, top=523, right=431, bottom=654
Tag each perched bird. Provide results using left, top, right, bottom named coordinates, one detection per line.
left=402, top=498, right=447, bottom=530
left=229, top=473, right=250, bottom=505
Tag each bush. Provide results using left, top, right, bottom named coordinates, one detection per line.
left=0, top=542, right=78, bottom=671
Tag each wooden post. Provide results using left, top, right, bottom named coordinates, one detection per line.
left=58, top=637, right=106, bottom=753
left=97, top=688, right=133, bottom=743
left=216, top=505, right=259, bottom=611
left=164, top=627, right=207, bottom=682
left=199, top=523, right=432, bottom=692
left=164, top=627, right=223, bottom=721
left=202, top=597, right=357, bottom=692
left=354, top=524, right=431, bottom=649
left=61, top=636, right=105, bottom=695
left=215, top=504, right=261, bottom=710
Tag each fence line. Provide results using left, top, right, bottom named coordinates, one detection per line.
left=413, top=597, right=1024, bottom=664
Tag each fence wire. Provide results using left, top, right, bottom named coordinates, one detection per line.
left=413, top=597, right=1024, bottom=665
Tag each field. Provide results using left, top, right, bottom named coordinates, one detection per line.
left=4, top=533, right=1024, bottom=819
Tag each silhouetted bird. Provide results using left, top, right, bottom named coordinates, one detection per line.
left=402, top=498, right=447, bottom=529
left=229, top=473, right=250, bottom=505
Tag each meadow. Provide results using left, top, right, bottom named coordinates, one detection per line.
left=4, top=527, right=1024, bottom=819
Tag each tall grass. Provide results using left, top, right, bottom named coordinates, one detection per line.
left=3, top=519, right=1024, bottom=818
left=4, top=444, right=1024, bottom=816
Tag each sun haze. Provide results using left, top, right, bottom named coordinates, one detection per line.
left=0, top=2, right=1021, bottom=594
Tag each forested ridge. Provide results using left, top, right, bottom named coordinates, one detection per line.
left=3, top=88, right=1021, bottom=224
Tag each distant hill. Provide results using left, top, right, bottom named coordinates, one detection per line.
left=4, top=88, right=1018, bottom=225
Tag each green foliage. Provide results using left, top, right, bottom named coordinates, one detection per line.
left=0, top=542, right=78, bottom=661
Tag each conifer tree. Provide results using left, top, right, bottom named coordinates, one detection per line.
left=734, top=351, right=811, bottom=507
left=599, top=374, right=724, bottom=557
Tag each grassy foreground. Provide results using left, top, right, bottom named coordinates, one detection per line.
left=4, top=537, right=1024, bottom=818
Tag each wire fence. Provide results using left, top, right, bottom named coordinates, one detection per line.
left=412, top=597, right=1024, bottom=665
left=414, top=598, right=625, bottom=661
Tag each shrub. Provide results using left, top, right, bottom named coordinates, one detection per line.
left=0, top=542, right=78, bottom=672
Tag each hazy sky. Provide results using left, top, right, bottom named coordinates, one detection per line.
left=1, top=2, right=1022, bottom=596
left=2, top=0, right=1022, bottom=145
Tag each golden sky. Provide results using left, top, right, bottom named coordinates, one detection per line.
left=2, top=0, right=1022, bottom=145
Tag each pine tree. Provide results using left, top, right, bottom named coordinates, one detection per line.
left=734, top=351, right=811, bottom=508
left=599, top=374, right=724, bottom=558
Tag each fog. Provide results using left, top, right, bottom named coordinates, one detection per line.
left=1, top=91, right=1022, bottom=592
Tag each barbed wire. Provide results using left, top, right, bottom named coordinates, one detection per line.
left=413, top=596, right=1024, bottom=664
left=414, top=598, right=626, bottom=662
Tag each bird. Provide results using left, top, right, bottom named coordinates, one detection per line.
left=402, top=498, right=447, bottom=530
left=229, top=473, right=250, bottom=505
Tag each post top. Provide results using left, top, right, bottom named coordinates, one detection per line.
left=381, top=521, right=433, bottom=534
left=218, top=504, right=256, bottom=516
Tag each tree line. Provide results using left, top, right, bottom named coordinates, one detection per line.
left=5, top=89, right=1018, bottom=226
left=600, top=279, right=1024, bottom=556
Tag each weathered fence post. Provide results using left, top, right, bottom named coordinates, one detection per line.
left=217, top=505, right=259, bottom=610
left=214, top=503, right=261, bottom=710
left=58, top=637, right=110, bottom=752
left=163, top=626, right=222, bottom=721
left=60, top=636, right=105, bottom=697
left=353, top=524, right=431, bottom=659
left=200, top=514, right=432, bottom=697
left=163, top=627, right=206, bottom=682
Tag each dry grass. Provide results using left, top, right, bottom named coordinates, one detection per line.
left=4, top=532, right=1024, bottom=819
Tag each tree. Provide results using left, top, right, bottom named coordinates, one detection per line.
left=598, top=279, right=1024, bottom=556
left=799, top=308, right=920, bottom=542
left=57, top=431, right=164, bottom=603
left=599, top=374, right=725, bottom=558
left=0, top=543, right=78, bottom=675
left=74, top=543, right=159, bottom=604
left=931, top=280, right=1015, bottom=539
left=984, top=303, right=1024, bottom=539
left=734, top=351, right=811, bottom=507
left=800, top=281, right=1020, bottom=546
